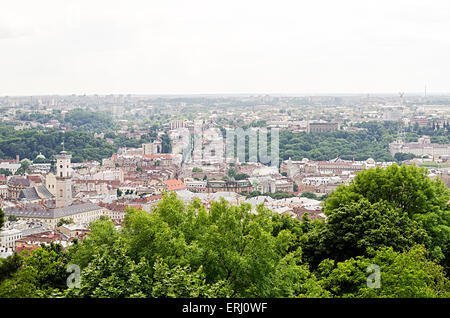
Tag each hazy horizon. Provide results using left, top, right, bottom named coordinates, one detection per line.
left=2, top=92, right=450, bottom=98
left=1, top=0, right=449, bottom=96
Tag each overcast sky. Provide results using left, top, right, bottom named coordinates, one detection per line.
left=1, top=0, right=449, bottom=96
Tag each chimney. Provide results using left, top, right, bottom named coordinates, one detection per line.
left=16, top=155, right=20, bottom=163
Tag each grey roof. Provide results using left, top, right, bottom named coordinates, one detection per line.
left=22, top=226, right=51, bottom=237
left=19, top=185, right=54, bottom=201
left=8, top=176, right=31, bottom=187
left=244, top=196, right=274, bottom=206
left=52, top=203, right=103, bottom=218
left=403, top=143, right=450, bottom=149
left=19, top=187, right=40, bottom=200
left=35, top=185, right=54, bottom=199
left=4, top=202, right=103, bottom=219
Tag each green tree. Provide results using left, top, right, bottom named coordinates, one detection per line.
left=68, top=218, right=120, bottom=269
left=0, top=244, right=68, bottom=297
left=57, top=218, right=74, bottom=227
left=160, top=132, right=172, bottom=154
left=0, top=267, right=39, bottom=298
left=317, top=246, right=450, bottom=298
left=151, top=258, right=232, bottom=298
left=7, top=215, right=18, bottom=222
left=304, top=199, right=428, bottom=266
left=0, top=252, right=23, bottom=282
left=15, top=160, right=31, bottom=175
left=0, top=168, right=12, bottom=176
left=227, top=168, right=236, bottom=178
left=300, top=192, right=318, bottom=199
left=234, top=173, right=249, bottom=180
left=0, top=208, right=4, bottom=229
left=324, top=165, right=450, bottom=263
left=110, top=193, right=322, bottom=297
left=65, top=240, right=153, bottom=298
left=394, top=152, right=416, bottom=162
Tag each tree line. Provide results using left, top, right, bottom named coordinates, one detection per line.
left=0, top=124, right=172, bottom=164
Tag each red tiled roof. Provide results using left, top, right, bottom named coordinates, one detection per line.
left=143, top=194, right=162, bottom=202
left=27, top=175, right=43, bottom=183
left=164, top=179, right=186, bottom=191
left=143, top=154, right=172, bottom=159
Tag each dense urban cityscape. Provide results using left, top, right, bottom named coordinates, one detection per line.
left=1, top=1, right=450, bottom=311
left=0, top=93, right=449, bottom=299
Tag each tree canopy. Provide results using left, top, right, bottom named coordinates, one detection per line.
left=323, top=164, right=450, bottom=263
left=1, top=165, right=449, bottom=298
left=0, top=208, right=5, bottom=229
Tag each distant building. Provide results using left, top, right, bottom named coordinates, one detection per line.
left=3, top=201, right=109, bottom=229
left=55, top=151, right=73, bottom=208
left=389, top=136, right=450, bottom=157
left=57, top=223, right=89, bottom=240
left=410, top=116, right=429, bottom=127
left=7, top=176, right=31, bottom=200
left=0, top=184, right=8, bottom=198
left=307, top=122, right=339, bottom=133
left=163, top=179, right=187, bottom=192
left=383, top=110, right=403, bottom=121
left=170, top=120, right=186, bottom=130
left=274, top=178, right=294, bottom=192
left=206, top=180, right=252, bottom=194
left=143, top=139, right=162, bottom=155
left=4, top=151, right=110, bottom=229
left=184, top=179, right=207, bottom=193
left=45, top=172, right=57, bottom=195
left=19, top=185, right=54, bottom=202
left=15, top=231, right=68, bottom=254
left=0, top=162, right=21, bottom=174
left=0, top=229, right=22, bottom=249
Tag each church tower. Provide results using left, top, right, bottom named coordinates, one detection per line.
left=55, top=151, right=72, bottom=208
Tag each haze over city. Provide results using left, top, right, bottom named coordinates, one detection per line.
left=1, top=0, right=450, bottom=96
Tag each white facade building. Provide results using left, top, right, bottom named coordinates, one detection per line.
left=0, top=229, right=22, bottom=249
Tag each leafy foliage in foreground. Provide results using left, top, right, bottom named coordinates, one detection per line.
left=0, top=165, right=449, bottom=298
left=322, top=165, right=450, bottom=264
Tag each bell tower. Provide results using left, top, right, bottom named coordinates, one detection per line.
left=55, top=150, right=72, bottom=208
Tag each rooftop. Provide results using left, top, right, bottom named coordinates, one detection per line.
left=4, top=202, right=103, bottom=219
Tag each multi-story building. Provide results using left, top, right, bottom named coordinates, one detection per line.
left=143, top=140, right=162, bottom=155
left=307, top=122, right=339, bottom=133
left=4, top=202, right=109, bottom=229
left=7, top=176, right=31, bottom=200
left=274, top=178, right=294, bottom=192
left=0, top=162, right=21, bottom=174
left=170, top=120, right=186, bottom=130
left=206, top=180, right=252, bottom=194
left=0, top=229, right=22, bottom=249
left=55, top=151, right=73, bottom=208
left=410, top=116, right=429, bottom=127
left=389, top=136, right=450, bottom=158
left=4, top=151, right=111, bottom=229
left=184, top=179, right=207, bottom=193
